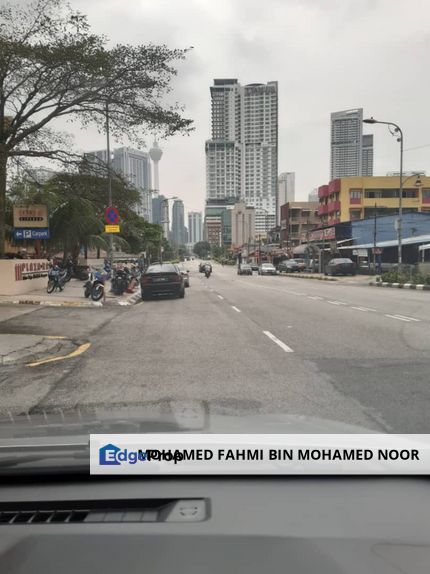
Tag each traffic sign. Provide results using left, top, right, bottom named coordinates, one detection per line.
left=105, top=206, right=120, bottom=225
left=13, top=228, right=50, bottom=240
left=105, top=224, right=120, bottom=233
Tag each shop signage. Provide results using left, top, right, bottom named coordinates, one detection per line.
left=13, top=205, right=48, bottom=228
left=14, top=260, right=50, bottom=281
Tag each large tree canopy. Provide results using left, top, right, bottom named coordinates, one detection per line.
left=0, top=0, right=193, bottom=256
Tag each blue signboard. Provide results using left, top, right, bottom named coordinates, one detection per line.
left=13, top=228, right=50, bottom=240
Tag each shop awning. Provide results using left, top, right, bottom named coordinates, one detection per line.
left=338, top=233, right=430, bottom=250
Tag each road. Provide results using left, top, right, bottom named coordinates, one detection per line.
left=1, top=261, right=430, bottom=432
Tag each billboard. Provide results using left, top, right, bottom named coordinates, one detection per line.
left=13, top=205, right=48, bottom=228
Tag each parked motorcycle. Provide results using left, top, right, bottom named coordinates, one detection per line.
left=110, top=267, right=130, bottom=296
left=47, top=266, right=66, bottom=293
left=84, top=268, right=109, bottom=301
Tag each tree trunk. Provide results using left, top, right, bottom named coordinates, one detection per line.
left=96, top=247, right=100, bottom=259
left=0, top=146, right=8, bottom=258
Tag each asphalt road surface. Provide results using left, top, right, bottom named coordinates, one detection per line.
left=1, top=261, right=430, bottom=432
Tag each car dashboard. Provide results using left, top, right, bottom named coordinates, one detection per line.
left=0, top=475, right=429, bottom=573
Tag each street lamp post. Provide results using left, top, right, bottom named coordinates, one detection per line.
left=105, top=100, right=114, bottom=269
left=363, top=117, right=404, bottom=268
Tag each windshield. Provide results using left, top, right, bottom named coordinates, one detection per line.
left=1, top=0, right=430, bottom=481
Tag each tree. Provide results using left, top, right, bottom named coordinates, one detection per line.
left=8, top=168, right=145, bottom=259
left=0, top=0, right=193, bottom=256
left=193, top=241, right=211, bottom=258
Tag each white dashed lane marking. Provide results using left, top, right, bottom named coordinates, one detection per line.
left=327, top=301, right=347, bottom=306
left=263, top=330, right=294, bottom=353
left=231, top=306, right=241, bottom=313
left=308, top=296, right=324, bottom=300
left=217, top=295, right=224, bottom=300
left=385, top=314, right=421, bottom=322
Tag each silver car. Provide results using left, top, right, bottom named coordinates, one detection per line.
left=258, top=263, right=277, bottom=276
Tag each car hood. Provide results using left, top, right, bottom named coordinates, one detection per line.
left=0, top=403, right=375, bottom=442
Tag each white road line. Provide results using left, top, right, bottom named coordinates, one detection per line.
left=385, top=314, right=412, bottom=322
left=327, top=300, right=347, bottom=305
left=263, top=330, right=294, bottom=353
left=217, top=295, right=224, bottom=300
left=351, top=306, right=368, bottom=311
left=308, top=296, right=324, bottom=300
left=390, top=314, right=421, bottom=322
left=231, top=306, right=241, bottom=313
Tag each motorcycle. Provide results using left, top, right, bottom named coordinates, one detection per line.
left=111, top=266, right=131, bottom=296
left=84, top=268, right=109, bottom=302
left=47, top=266, right=66, bottom=293
left=204, top=268, right=211, bottom=278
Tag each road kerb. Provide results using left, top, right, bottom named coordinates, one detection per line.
left=369, top=281, right=430, bottom=291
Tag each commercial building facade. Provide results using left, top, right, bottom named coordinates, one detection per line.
left=318, top=176, right=430, bottom=226
left=330, top=109, right=373, bottom=179
left=231, top=202, right=256, bottom=249
left=280, top=202, right=319, bottom=246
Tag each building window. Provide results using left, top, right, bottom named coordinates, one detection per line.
left=349, top=189, right=362, bottom=200
left=422, top=188, right=430, bottom=202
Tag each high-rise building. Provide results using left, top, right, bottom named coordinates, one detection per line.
left=152, top=194, right=166, bottom=226
left=362, top=134, right=374, bottom=177
left=85, top=146, right=153, bottom=221
left=205, top=78, right=278, bottom=235
left=188, top=212, right=203, bottom=245
left=171, top=199, right=187, bottom=246
left=231, top=202, right=255, bottom=248
left=330, top=108, right=373, bottom=180
left=278, top=172, right=295, bottom=220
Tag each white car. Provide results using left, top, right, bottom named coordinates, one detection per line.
left=258, top=263, right=277, bottom=276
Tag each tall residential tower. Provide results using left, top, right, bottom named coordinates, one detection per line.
left=330, top=108, right=373, bottom=180
left=205, top=79, right=278, bottom=235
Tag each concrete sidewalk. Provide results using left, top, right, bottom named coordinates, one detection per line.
left=0, top=278, right=141, bottom=308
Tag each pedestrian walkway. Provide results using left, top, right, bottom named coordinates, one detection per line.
left=0, top=278, right=140, bottom=307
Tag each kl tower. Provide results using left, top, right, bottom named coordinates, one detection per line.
left=149, top=140, right=163, bottom=195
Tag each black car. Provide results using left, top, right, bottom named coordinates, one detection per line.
left=140, top=263, right=185, bottom=300
left=325, top=258, right=356, bottom=276
left=250, top=263, right=259, bottom=272
left=237, top=263, right=253, bottom=275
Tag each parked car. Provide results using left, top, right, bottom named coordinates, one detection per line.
left=293, top=258, right=307, bottom=271
left=258, top=263, right=277, bottom=276
left=278, top=260, right=299, bottom=273
left=176, top=265, right=190, bottom=287
left=250, top=263, right=259, bottom=272
left=140, top=263, right=185, bottom=300
left=237, top=263, right=253, bottom=276
left=325, top=258, right=356, bottom=276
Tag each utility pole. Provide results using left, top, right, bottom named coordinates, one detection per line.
left=373, top=202, right=377, bottom=274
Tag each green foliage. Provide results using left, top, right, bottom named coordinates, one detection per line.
left=380, top=270, right=430, bottom=285
left=0, top=0, right=193, bottom=255
left=193, top=241, right=211, bottom=258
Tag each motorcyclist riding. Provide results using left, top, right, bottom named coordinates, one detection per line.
left=204, top=263, right=212, bottom=278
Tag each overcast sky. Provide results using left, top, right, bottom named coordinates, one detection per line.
left=68, top=0, right=430, bottom=215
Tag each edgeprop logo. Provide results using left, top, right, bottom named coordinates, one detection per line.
left=99, top=443, right=147, bottom=465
